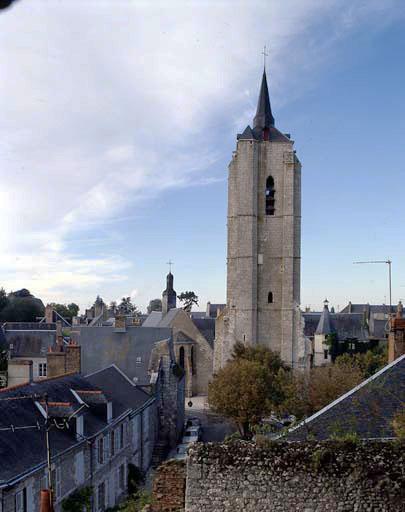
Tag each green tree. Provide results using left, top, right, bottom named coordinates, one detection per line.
left=177, top=291, right=199, bottom=312
left=392, top=407, right=405, bottom=440
left=0, top=289, right=44, bottom=322
left=147, top=298, right=162, bottom=314
left=335, top=349, right=387, bottom=379
left=118, top=297, right=139, bottom=315
left=50, top=303, right=79, bottom=322
left=209, top=359, right=274, bottom=438
left=0, top=288, right=8, bottom=312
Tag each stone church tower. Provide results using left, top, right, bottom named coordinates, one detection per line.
left=162, top=271, right=177, bottom=315
left=215, top=70, right=302, bottom=369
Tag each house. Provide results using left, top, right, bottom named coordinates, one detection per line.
left=2, top=321, right=82, bottom=387
left=303, top=300, right=382, bottom=366
left=142, top=272, right=214, bottom=396
left=74, top=323, right=185, bottom=450
left=286, top=353, right=405, bottom=441
left=0, top=366, right=157, bottom=512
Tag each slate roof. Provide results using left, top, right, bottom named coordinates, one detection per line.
left=191, top=317, right=216, bottom=347
left=142, top=308, right=182, bottom=329
left=237, top=125, right=291, bottom=143
left=253, top=70, right=275, bottom=129
left=286, top=354, right=405, bottom=441
left=340, top=303, right=396, bottom=315
left=0, top=368, right=152, bottom=484
left=75, top=325, right=172, bottom=385
left=303, top=312, right=368, bottom=341
left=5, top=330, right=56, bottom=357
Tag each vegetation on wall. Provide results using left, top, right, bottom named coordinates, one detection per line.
left=61, top=486, right=92, bottom=512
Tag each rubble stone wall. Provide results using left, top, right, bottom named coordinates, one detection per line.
left=185, top=440, right=405, bottom=512
left=149, top=460, right=186, bottom=512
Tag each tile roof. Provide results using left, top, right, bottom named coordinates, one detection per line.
left=286, top=354, right=405, bottom=441
left=191, top=318, right=216, bottom=347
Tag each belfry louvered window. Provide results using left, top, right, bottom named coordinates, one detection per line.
left=265, top=176, right=275, bottom=215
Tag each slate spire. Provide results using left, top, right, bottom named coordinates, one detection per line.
left=253, top=70, right=275, bottom=130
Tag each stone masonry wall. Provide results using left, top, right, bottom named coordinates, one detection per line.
left=149, top=460, right=186, bottom=512
left=185, top=441, right=405, bottom=512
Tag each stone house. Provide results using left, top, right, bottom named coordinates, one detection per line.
left=75, top=323, right=185, bottom=452
left=2, top=321, right=82, bottom=387
left=0, top=366, right=157, bottom=512
left=142, top=272, right=214, bottom=397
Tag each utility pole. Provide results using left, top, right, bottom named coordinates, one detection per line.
left=353, top=259, right=392, bottom=312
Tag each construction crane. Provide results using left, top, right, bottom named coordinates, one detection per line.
left=353, top=259, right=392, bottom=311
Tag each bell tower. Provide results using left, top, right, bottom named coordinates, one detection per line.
left=219, top=68, right=302, bottom=367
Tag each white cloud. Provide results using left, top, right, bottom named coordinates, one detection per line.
left=0, top=0, right=402, bottom=309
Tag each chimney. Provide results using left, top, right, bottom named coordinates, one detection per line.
left=114, top=314, right=126, bottom=333
left=396, top=301, right=403, bottom=319
left=40, top=489, right=52, bottom=512
left=65, top=342, right=81, bottom=374
left=45, top=304, right=53, bottom=324
left=388, top=315, right=405, bottom=362
left=206, top=302, right=211, bottom=317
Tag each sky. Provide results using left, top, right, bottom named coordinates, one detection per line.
left=0, top=0, right=404, bottom=313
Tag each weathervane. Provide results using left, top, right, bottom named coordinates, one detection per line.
left=166, top=260, right=174, bottom=272
left=262, top=45, right=269, bottom=70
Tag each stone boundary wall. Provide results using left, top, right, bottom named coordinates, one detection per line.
left=185, top=440, right=405, bottom=512
left=149, top=459, right=185, bottom=511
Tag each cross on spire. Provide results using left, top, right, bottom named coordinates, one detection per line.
left=262, top=45, right=269, bottom=70
left=166, top=260, right=174, bottom=273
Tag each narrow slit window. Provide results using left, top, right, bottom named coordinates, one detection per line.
left=265, top=176, right=275, bottom=215
left=268, top=292, right=273, bottom=303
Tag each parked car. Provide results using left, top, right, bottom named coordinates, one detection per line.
left=182, top=426, right=201, bottom=444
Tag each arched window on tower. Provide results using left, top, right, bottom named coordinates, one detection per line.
left=268, top=291, right=273, bottom=303
left=179, top=346, right=185, bottom=369
left=265, top=176, right=275, bottom=215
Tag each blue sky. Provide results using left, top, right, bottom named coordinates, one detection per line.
left=0, top=1, right=404, bottom=313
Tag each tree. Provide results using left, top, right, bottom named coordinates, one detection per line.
left=0, top=288, right=8, bottom=312
left=209, top=359, right=274, bottom=438
left=147, top=298, right=162, bottom=314
left=118, top=297, right=139, bottom=315
left=283, top=363, right=364, bottom=418
left=335, top=349, right=387, bottom=379
left=232, top=341, right=289, bottom=373
left=392, top=407, right=405, bottom=440
left=50, top=303, right=79, bottom=322
left=177, top=291, right=199, bottom=312
left=209, top=344, right=292, bottom=437
left=0, top=289, right=44, bottom=322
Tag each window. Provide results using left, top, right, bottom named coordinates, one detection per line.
left=39, top=363, right=47, bottom=377
left=265, top=176, right=275, bottom=215
left=119, top=423, right=124, bottom=449
left=268, top=292, right=273, bottom=304
left=119, top=464, right=125, bottom=490
left=110, top=430, right=115, bottom=457
left=324, top=349, right=328, bottom=360
left=97, top=482, right=106, bottom=511
left=179, top=346, right=185, bottom=369
left=15, top=489, right=27, bottom=512
left=98, top=437, right=104, bottom=464
left=136, top=356, right=142, bottom=364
